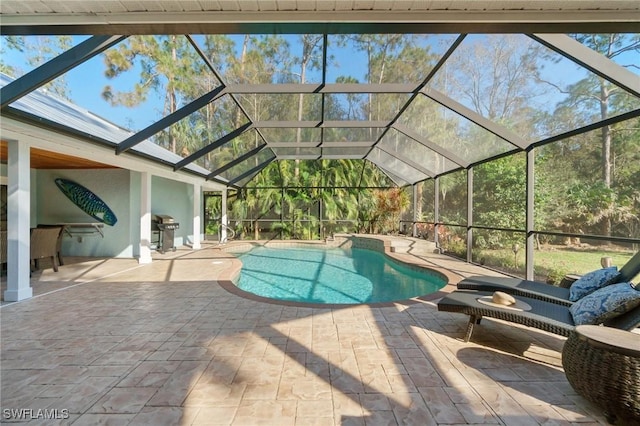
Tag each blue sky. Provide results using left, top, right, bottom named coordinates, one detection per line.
left=2, top=34, right=458, bottom=133
left=3, top=33, right=637, bottom=136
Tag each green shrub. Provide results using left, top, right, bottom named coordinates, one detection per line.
left=442, top=239, right=466, bottom=259
left=544, top=262, right=570, bottom=285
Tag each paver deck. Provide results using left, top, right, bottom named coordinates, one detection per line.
left=1, top=237, right=609, bottom=425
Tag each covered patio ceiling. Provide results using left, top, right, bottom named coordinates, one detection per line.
left=2, top=0, right=640, bottom=34
left=1, top=1, right=639, bottom=188
left=0, top=143, right=117, bottom=169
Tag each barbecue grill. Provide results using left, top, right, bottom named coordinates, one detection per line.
left=152, top=214, right=179, bottom=253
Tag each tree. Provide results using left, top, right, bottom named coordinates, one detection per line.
left=1, top=36, right=72, bottom=97
left=367, top=188, right=410, bottom=234
left=474, top=154, right=526, bottom=231
left=293, top=35, right=323, bottom=177
left=0, top=36, right=24, bottom=75
left=542, top=34, right=640, bottom=236
left=101, top=35, right=204, bottom=153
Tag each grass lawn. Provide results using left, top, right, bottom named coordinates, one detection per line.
left=472, top=246, right=636, bottom=284
left=533, top=248, right=633, bottom=275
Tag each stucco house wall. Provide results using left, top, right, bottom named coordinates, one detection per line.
left=151, top=175, right=199, bottom=248
left=36, top=168, right=134, bottom=258
left=2, top=165, right=204, bottom=259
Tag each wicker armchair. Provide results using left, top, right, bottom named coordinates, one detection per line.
left=30, top=226, right=63, bottom=272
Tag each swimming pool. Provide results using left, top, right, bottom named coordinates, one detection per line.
left=234, top=245, right=446, bottom=304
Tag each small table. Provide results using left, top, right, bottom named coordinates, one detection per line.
left=57, top=223, right=105, bottom=239
left=562, top=325, right=640, bottom=424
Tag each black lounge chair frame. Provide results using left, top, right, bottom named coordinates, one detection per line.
left=456, top=250, right=640, bottom=306
left=437, top=288, right=640, bottom=342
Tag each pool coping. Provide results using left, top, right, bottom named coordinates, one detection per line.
left=214, top=235, right=461, bottom=308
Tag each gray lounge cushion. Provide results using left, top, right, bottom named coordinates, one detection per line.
left=458, top=276, right=571, bottom=305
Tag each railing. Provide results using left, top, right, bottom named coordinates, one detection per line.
left=218, top=223, right=236, bottom=244
left=402, top=220, right=640, bottom=247
left=207, top=214, right=639, bottom=282
left=400, top=219, right=640, bottom=283
left=221, top=219, right=359, bottom=241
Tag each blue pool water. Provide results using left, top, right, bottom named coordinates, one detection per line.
left=235, top=246, right=446, bottom=304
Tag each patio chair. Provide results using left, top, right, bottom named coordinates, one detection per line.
left=456, top=250, right=640, bottom=306
left=37, top=224, right=65, bottom=266
left=30, top=226, right=63, bottom=272
left=437, top=285, right=640, bottom=342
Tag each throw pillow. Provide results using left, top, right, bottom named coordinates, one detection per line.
left=569, top=267, right=619, bottom=302
left=569, top=282, right=640, bottom=326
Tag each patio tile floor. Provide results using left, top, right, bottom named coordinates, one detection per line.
left=1, top=238, right=610, bottom=425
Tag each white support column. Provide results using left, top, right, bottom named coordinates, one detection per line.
left=192, top=183, right=202, bottom=250
left=4, top=139, right=32, bottom=302
left=220, top=188, right=228, bottom=243
left=138, top=172, right=153, bottom=264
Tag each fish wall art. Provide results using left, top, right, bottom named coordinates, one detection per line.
left=54, top=178, right=118, bottom=226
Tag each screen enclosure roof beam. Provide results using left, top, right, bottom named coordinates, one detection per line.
left=116, top=85, right=227, bottom=155
left=207, top=143, right=268, bottom=180
left=392, top=123, right=470, bottom=168
left=530, top=33, right=640, bottom=99
left=173, top=122, right=254, bottom=172
left=227, top=156, right=275, bottom=186
left=0, top=35, right=126, bottom=108
left=225, top=83, right=418, bottom=94
left=375, top=145, right=436, bottom=179
left=253, top=120, right=390, bottom=128
left=420, top=87, right=529, bottom=150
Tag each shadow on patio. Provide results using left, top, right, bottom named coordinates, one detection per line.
left=0, top=241, right=610, bottom=425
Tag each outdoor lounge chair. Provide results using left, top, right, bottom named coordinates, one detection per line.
left=437, top=288, right=640, bottom=342
left=456, top=250, right=640, bottom=306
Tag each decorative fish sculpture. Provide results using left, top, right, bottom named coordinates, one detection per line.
left=54, top=178, right=118, bottom=226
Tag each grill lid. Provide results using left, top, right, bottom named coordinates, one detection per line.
left=153, top=214, right=175, bottom=223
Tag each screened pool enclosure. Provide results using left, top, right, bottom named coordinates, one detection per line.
left=2, top=27, right=639, bottom=283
